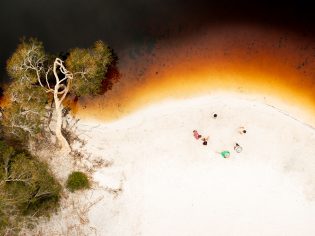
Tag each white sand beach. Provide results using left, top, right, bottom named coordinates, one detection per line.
left=35, top=93, right=315, bottom=235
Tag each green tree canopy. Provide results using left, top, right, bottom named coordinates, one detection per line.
left=7, top=38, right=47, bottom=87
left=0, top=140, right=61, bottom=235
left=1, top=82, right=47, bottom=142
left=66, top=41, right=113, bottom=96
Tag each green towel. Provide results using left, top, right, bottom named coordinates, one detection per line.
left=220, top=150, right=230, bottom=158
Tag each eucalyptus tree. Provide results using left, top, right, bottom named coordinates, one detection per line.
left=4, top=38, right=113, bottom=151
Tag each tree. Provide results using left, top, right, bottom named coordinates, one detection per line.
left=4, top=38, right=114, bottom=152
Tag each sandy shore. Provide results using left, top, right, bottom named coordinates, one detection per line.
left=36, top=93, right=315, bottom=235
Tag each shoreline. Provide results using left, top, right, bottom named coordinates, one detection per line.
left=76, top=92, right=315, bottom=129
left=69, top=26, right=315, bottom=126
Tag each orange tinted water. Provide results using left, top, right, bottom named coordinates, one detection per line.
left=71, top=26, right=314, bottom=123
left=1, top=26, right=312, bottom=123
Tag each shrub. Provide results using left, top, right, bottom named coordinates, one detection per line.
left=66, top=171, right=90, bottom=192
left=0, top=140, right=61, bottom=235
left=5, top=153, right=61, bottom=215
left=0, top=209, right=9, bottom=234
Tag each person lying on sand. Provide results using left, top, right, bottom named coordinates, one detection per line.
left=234, top=143, right=243, bottom=153
left=220, top=150, right=230, bottom=158
left=193, top=130, right=202, bottom=140
left=238, top=126, right=247, bottom=134
left=201, top=136, right=209, bottom=145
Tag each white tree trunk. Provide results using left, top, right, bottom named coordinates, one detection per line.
left=54, top=98, right=70, bottom=153
left=52, top=58, right=73, bottom=153
left=37, top=58, right=73, bottom=153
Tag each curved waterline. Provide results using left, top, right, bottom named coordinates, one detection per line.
left=67, top=26, right=315, bottom=124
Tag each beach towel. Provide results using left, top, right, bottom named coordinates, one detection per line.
left=220, top=150, right=230, bottom=158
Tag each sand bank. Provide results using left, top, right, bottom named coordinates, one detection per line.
left=70, top=93, right=315, bottom=236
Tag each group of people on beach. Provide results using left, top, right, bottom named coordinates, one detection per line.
left=193, top=113, right=246, bottom=158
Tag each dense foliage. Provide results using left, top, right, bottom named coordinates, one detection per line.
left=66, top=41, right=113, bottom=97
left=1, top=83, right=48, bottom=143
left=66, top=171, right=90, bottom=192
left=0, top=140, right=61, bottom=235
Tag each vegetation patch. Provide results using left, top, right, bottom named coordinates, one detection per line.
left=0, top=140, right=61, bottom=235
left=66, top=171, right=90, bottom=192
left=0, top=36, right=118, bottom=234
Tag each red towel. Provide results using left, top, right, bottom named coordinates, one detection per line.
left=193, top=130, right=201, bottom=140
